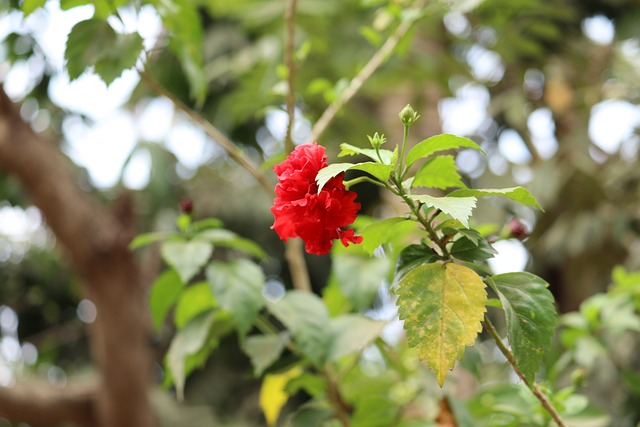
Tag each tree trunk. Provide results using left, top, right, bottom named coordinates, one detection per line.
left=0, top=86, right=156, bottom=427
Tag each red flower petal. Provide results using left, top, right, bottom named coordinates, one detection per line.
left=270, top=143, right=362, bottom=255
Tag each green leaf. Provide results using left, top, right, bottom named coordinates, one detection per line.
left=316, top=163, right=354, bottom=192
left=351, top=163, right=393, bottom=184
left=65, top=19, right=113, bottom=80
left=65, top=19, right=143, bottom=85
left=490, top=272, right=557, bottom=385
left=161, top=240, right=213, bottom=284
left=94, top=32, right=143, bottom=84
left=450, top=236, right=497, bottom=262
left=406, top=134, right=484, bottom=167
left=339, top=143, right=395, bottom=164
left=412, top=155, right=467, bottom=190
left=174, top=281, right=217, bottom=328
left=396, top=263, right=487, bottom=386
left=195, top=228, right=267, bottom=259
left=285, top=373, right=326, bottom=397
left=153, top=0, right=206, bottom=104
left=267, top=291, right=332, bottom=367
left=243, top=332, right=290, bottom=376
left=332, top=254, right=391, bottom=311
left=455, top=228, right=484, bottom=245
left=448, top=187, right=543, bottom=210
left=21, top=0, right=46, bottom=16
left=129, top=231, right=174, bottom=250
left=60, top=0, right=92, bottom=10
left=166, top=311, right=215, bottom=400
left=176, top=213, right=191, bottom=232
left=316, top=162, right=393, bottom=192
left=190, top=218, right=224, bottom=232
left=394, top=243, right=440, bottom=281
left=287, top=404, right=334, bottom=427
left=206, top=259, right=265, bottom=336
left=322, top=280, right=352, bottom=316
left=149, top=269, right=183, bottom=332
left=359, top=217, right=412, bottom=255
left=409, top=194, right=477, bottom=228
left=326, top=315, right=386, bottom=362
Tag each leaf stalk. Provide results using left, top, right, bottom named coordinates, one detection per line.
left=483, top=316, right=567, bottom=427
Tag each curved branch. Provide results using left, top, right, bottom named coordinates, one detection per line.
left=284, top=0, right=298, bottom=154
left=307, top=0, right=427, bottom=144
left=283, top=0, right=312, bottom=292
left=139, top=71, right=274, bottom=196
left=0, top=382, right=95, bottom=427
left=483, top=316, right=566, bottom=427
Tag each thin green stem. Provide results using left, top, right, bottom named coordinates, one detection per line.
left=390, top=178, right=449, bottom=258
left=323, top=366, right=351, bottom=426
left=483, top=316, right=567, bottom=427
left=255, top=314, right=280, bottom=336
left=343, top=176, right=386, bottom=190
left=397, top=124, right=409, bottom=180
left=306, top=0, right=427, bottom=143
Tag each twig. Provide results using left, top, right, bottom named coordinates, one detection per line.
left=324, top=367, right=351, bottom=426
left=483, top=316, right=567, bottom=427
left=284, top=0, right=298, bottom=154
left=283, top=0, right=312, bottom=292
left=307, top=0, right=427, bottom=143
left=139, top=71, right=273, bottom=196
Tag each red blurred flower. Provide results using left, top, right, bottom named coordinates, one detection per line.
left=271, top=143, right=362, bottom=255
left=179, top=197, right=194, bottom=214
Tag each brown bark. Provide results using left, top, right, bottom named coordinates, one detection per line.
left=0, top=86, right=156, bottom=427
left=0, top=382, right=95, bottom=427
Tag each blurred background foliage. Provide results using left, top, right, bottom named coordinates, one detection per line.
left=1, top=0, right=640, bottom=425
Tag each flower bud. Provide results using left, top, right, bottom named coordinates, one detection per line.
left=399, top=104, right=419, bottom=126
left=507, top=218, right=529, bottom=240
left=571, top=368, right=586, bottom=388
left=179, top=198, right=194, bottom=214
left=367, top=132, right=386, bottom=149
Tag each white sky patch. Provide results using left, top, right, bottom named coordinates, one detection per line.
left=528, top=108, right=558, bottom=159
left=62, top=111, right=137, bottom=188
left=123, top=148, right=152, bottom=190
left=264, top=107, right=311, bottom=145
left=443, top=12, right=471, bottom=37
left=0, top=206, right=43, bottom=241
left=137, top=97, right=175, bottom=141
left=589, top=100, right=640, bottom=154
left=49, top=70, right=140, bottom=121
left=2, top=61, right=32, bottom=99
left=27, top=3, right=94, bottom=71
left=488, top=239, right=529, bottom=274
left=498, top=129, right=532, bottom=164
left=582, top=15, right=615, bottom=45
left=440, top=83, right=489, bottom=135
left=466, top=44, right=504, bottom=83
left=165, top=120, right=216, bottom=170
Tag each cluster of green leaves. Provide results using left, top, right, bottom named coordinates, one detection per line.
left=317, top=105, right=554, bottom=387
left=24, top=0, right=206, bottom=102
left=131, top=213, right=266, bottom=399
left=132, top=213, right=398, bottom=425
left=540, top=266, right=640, bottom=426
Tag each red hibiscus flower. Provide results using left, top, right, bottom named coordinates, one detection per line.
left=271, top=143, right=362, bottom=255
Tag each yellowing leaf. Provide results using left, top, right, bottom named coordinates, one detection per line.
left=259, top=366, right=303, bottom=426
left=396, top=263, right=486, bottom=386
